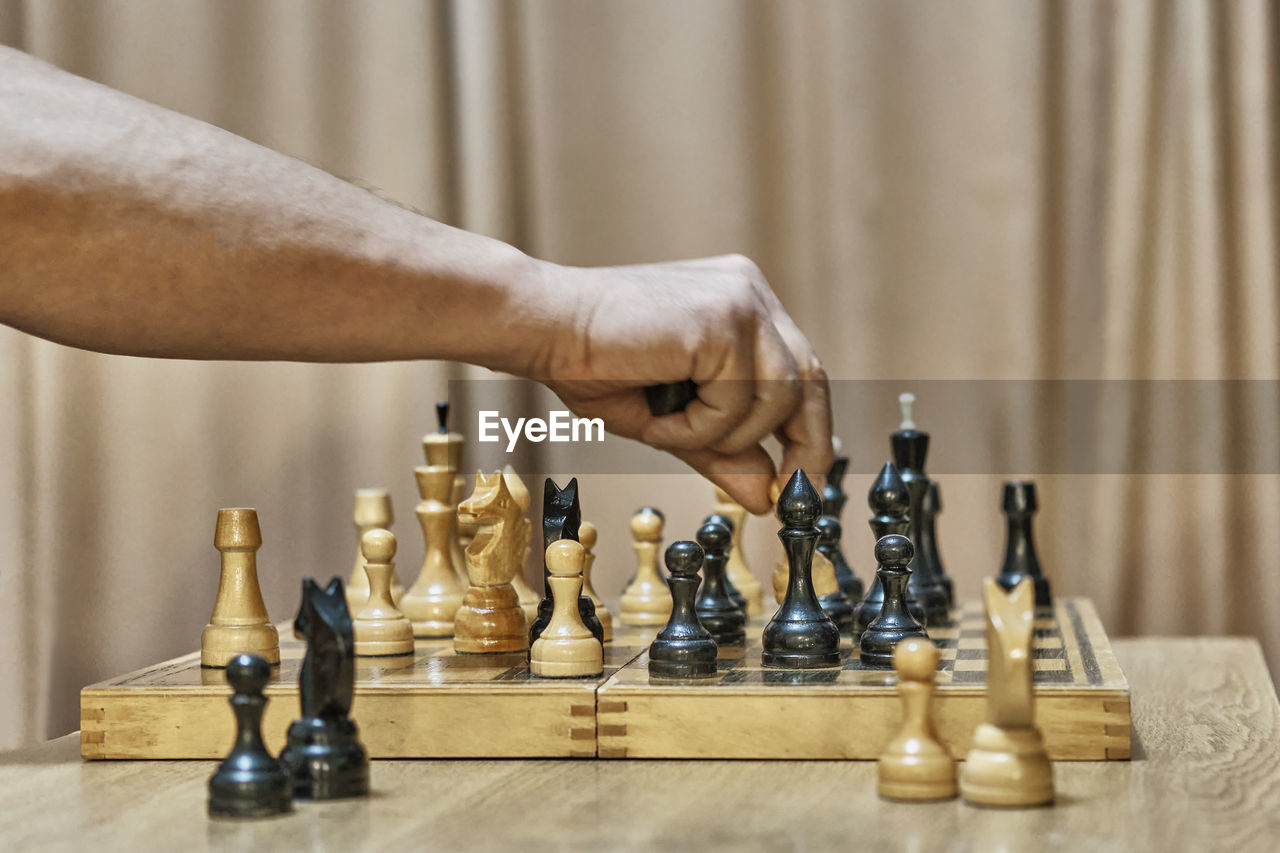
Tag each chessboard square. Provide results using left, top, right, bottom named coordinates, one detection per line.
left=1032, top=646, right=1066, bottom=659
left=717, top=669, right=760, bottom=685
left=958, top=629, right=986, bottom=639
left=762, top=668, right=842, bottom=685
left=953, top=659, right=989, bottom=672
left=955, top=648, right=987, bottom=660
left=1033, top=668, right=1075, bottom=683
left=1035, top=635, right=1065, bottom=650
left=1032, top=658, right=1068, bottom=672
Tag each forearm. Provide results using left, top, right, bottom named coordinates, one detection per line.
left=0, top=47, right=559, bottom=372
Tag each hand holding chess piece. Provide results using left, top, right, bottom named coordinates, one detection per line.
left=878, top=638, right=956, bottom=801
left=960, top=578, right=1055, bottom=807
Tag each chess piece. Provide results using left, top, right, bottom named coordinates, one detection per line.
left=345, top=489, right=402, bottom=613
left=208, top=654, right=291, bottom=817
left=620, top=507, right=674, bottom=626
left=400, top=466, right=465, bottom=637
left=859, top=534, right=929, bottom=668
left=450, top=474, right=470, bottom=587
left=422, top=401, right=468, bottom=588
left=815, top=516, right=856, bottom=634
left=500, top=466, right=543, bottom=623
left=202, top=508, right=280, bottom=668
left=649, top=541, right=719, bottom=678
left=453, top=471, right=528, bottom=654
left=694, top=520, right=746, bottom=646
left=853, top=463, right=922, bottom=636
left=823, top=453, right=864, bottom=602
left=353, top=529, right=415, bottom=657
left=892, top=393, right=949, bottom=626
left=960, top=578, right=1055, bottom=807
left=920, top=481, right=954, bottom=608
left=713, top=487, right=764, bottom=615
left=280, top=577, right=369, bottom=799
left=762, top=470, right=841, bottom=668
left=578, top=521, right=613, bottom=642
left=703, top=513, right=747, bottom=612
left=878, top=638, right=956, bottom=801
left=996, top=482, right=1052, bottom=607
left=530, top=540, right=603, bottom=678
left=530, top=478, right=604, bottom=644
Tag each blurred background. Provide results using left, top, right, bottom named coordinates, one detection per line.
left=0, top=0, right=1276, bottom=748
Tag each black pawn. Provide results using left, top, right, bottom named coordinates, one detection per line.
left=892, top=425, right=949, bottom=626
left=920, top=481, right=954, bottom=608
left=694, top=521, right=746, bottom=646
left=649, top=541, right=719, bottom=678
left=996, top=481, right=1052, bottom=606
left=816, top=516, right=856, bottom=634
left=823, top=455, right=863, bottom=602
left=704, top=512, right=747, bottom=612
left=208, top=654, right=292, bottom=818
left=859, top=534, right=929, bottom=668
left=762, top=469, right=842, bottom=668
left=280, top=577, right=369, bottom=800
left=853, top=462, right=922, bottom=637
left=530, top=478, right=604, bottom=645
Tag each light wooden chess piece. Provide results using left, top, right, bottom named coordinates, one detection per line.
left=450, top=474, right=470, bottom=587
left=502, top=466, right=541, bottom=623
left=422, top=402, right=468, bottom=588
left=345, top=488, right=402, bottom=612
left=353, top=529, right=415, bottom=657
left=713, top=486, right=764, bottom=615
left=619, top=508, right=673, bottom=626
left=579, top=521, right=613, bottom=642
left=400, top=466, right=465, bottom=637
left=878, top=638, right=957, bottom=801
left=960, top=578, right=1055, bottom=807
left=453, top=471, right=529, bottom=653
left=202, top=508, right=280, bottom=667
left=530, top=540, right=603, bottom=678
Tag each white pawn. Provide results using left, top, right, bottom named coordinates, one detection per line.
left=353, top=529, right=415, bottom=657
left=530, top=540, right=603, bottom=678
left=619, top=508, right=673, bottom=626
left=579, top=521, right=613, bottom=642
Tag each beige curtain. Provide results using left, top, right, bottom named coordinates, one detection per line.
left=1, top=0, right=1275, bottom=747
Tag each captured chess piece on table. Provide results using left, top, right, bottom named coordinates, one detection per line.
left=202, top=508, right=279, bottom=668
left=996, top=481, right=1052, bottom=607
left=280, top=577, right=369, bottom=800
left=960, top=578, right=1055, bottom=807
left=878, top=638, right=956, bottom=802
left=693, top=519, right=746, bottom=646
left=578, top=521, right=613, bottom=642
left=345, top=488, right=401, bottom=613
left=453, top=471, right=529, bottom=654
left=399, top=465, right=464, bottom=637
left=891, top=392, right=950, bottom=627
left=353, top=529, right=415, bottom=657
left=853, top=461, right=923, bottom=637
left=649, top=540, right=719, bottom=678
left=762, top=470, right=841, bottom=669
left=530, top=478, right=603, bottom=645
left=530, top=539, right=603, bottom=678
left=620, top=506, right=674, bottom=626
left=712, top=486, right=764, bottom=615
left=208, top=654, right=291, bottom=818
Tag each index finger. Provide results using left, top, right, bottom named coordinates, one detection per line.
left=776, top=365, right=833, bottom=492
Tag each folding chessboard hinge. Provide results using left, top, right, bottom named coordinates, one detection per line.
left=569, top=727, right=595, bottom=741
left=81, top=707, right=105, bottom=723
left=597, top=700, right=628, bottom=714
left=598, top=724, right=627, bottom=737
left=598, top=747, right=628, bottom=758
left=569, top=703, right=594, bottom=717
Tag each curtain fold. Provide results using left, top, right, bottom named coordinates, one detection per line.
left=1, top=0, right=1275, bottom=746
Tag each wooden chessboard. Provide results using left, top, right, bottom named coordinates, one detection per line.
left=80, top=597, right=1129, bottom=761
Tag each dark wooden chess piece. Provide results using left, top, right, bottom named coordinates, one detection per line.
left=823, top=454, right=863, bottom=602
left=859, top=534, right=929, bottom=668
left=853, top=462, right=922, bottom=637
left=279, top=577, right=369, bottom=799
left=762, top=469, right=842, bottom=668
left=645, top=379, right=698, bottom=415
left=920, top=482, right=954, bottom=608
left=529, top=478, right=604, bottom=645
left=704, top=512, right=747, bottom=612
left=816, top=516, right=856, bottom=634
left=649, top=540, right=719, bottom=678
left=208, top=653, right=292, bottom=818
left=694, top=520, right=746, bottom=646
left=892, top=419, right=950, bottom=626
left=996, top=481, right=1052, bottom=606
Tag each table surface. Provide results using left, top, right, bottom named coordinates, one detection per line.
left=2, top=638, right=1278, bottom=853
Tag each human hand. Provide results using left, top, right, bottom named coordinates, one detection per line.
left=529, top=254, right=832, bottom=514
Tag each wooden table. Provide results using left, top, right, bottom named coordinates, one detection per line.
left=2, top=638, right=1277, bottom=852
